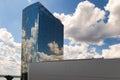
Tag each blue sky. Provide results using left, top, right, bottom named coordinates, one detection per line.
left=0, top=0, right=85, bottom=42
left=0, top=0, right=110, bottom=42
left=0, top=0, right=120, bottom=76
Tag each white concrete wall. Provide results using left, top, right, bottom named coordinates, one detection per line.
left=29, top=59, right=120, bottom=80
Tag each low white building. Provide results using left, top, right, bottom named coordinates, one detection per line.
left=29, top=59, right=120, bottom=80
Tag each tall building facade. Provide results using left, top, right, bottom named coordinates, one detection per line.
left=22, top=2, right=63, bottom=80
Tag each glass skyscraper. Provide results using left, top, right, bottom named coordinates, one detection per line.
left=22, top=2, right=63, bottom=80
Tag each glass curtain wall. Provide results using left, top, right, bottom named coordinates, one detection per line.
left=22, top=2, right=63, bottom=80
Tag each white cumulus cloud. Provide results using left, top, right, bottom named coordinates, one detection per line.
left=54, top=1, right=106, bottom=44
left=54, top=0, right=120, bottom=44
left=54, top=0, right=120, bottom=59
left=64, top=42, right=120, bottom=59
left=102, top=44, right=120, bottom=58
left=0, top=28, right=21, bottom=75
left=64, top=43, right=102, bottom=60
left=105, top=0, right=120, bottom=36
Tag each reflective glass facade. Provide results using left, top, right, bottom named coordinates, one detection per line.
left=22, top=2, right=63, bottom=80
